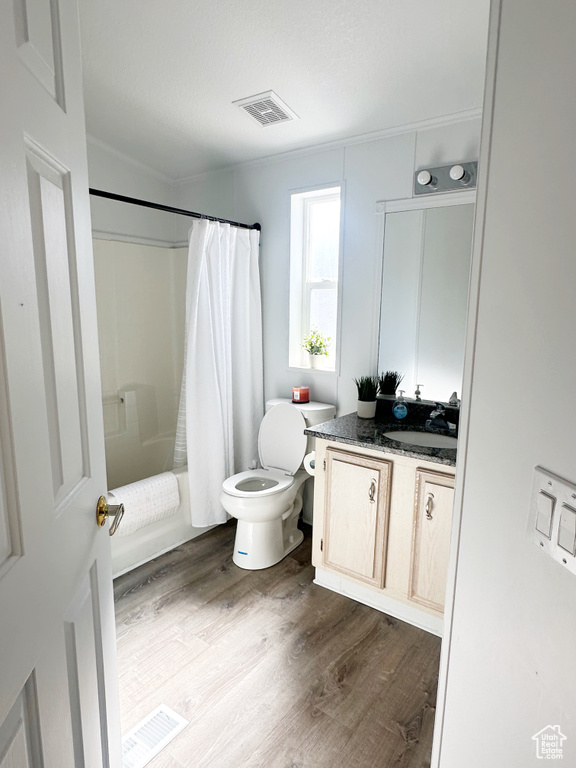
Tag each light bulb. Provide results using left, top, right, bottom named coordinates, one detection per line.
left=417, top=170, right=433, bottom=186
left=450, top=164, right=470, bottom=183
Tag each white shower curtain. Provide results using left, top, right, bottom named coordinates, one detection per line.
left=173, top=219, right=263, bottom=527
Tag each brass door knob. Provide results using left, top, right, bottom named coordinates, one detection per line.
left=96, top=496, right=124, bottom=536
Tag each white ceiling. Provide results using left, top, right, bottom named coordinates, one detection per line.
left=78, top=0, right=490, bottom=180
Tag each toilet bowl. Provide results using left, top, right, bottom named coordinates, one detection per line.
left=221, top=400, right=335, bottom=570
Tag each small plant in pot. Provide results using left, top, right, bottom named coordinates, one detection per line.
left=378, top=370, right=404, bottom=396
left=302, top=328, right=331, bottom=369
left=354, top=375, right=379, bottom=419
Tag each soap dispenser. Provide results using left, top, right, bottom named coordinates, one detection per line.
left=393, top=390, right=408, bottom=420
left=449, top=391, right=460, bottom=407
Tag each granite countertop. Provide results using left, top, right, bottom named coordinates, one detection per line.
left=305, top=412, right=457, bottom=467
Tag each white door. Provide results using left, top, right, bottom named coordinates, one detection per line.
left=0, top=0, right=121, bottom=765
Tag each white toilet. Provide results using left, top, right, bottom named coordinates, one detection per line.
left=221, top=399, right=335, bottom=570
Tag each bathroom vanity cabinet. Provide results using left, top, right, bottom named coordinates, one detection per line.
left=311, top=437, right=455, bottom=636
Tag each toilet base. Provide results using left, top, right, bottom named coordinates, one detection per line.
left=232, top=517, right=304, bottom=570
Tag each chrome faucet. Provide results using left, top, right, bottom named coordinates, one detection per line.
left=426, top=403, right=449, bottom=430
left=430, top=403, right=445, bottom=419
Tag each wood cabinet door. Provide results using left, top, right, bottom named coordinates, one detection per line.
left=323, top=448, right=391, bottom=587
left=409, top=469, right=455, bottom=613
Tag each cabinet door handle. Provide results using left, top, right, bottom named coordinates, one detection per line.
left=369, top=479, right=377, bottom=503
left=425, top=492, right=434, bottom=520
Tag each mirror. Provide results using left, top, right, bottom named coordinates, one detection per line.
left=377, top=192, right=475, bottom=402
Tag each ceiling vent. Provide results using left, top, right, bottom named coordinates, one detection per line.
left=233, top=90, right=299, bottom=127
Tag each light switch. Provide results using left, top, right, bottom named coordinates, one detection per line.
left=535, top=491, right=555, bottom=538
left=558, top=504, right=576, bottom=556
left=530, top=466, right=576, bottom=577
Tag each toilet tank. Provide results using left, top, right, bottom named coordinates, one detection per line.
left=265, top=398, right=335, bottom=525
left=265, top=398, right=335, bottom=427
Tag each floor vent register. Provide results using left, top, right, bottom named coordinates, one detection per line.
left=122, top=704, right=189, bottom=768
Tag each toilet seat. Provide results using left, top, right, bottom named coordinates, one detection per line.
left=222, top=404, right=308, bottom=501
left=222, top=468, right=294, bottom=498
left=258, top=404, right=307, bottom=475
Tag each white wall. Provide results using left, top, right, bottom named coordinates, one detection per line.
left=175, top=119, right=482, bottom=415
left=437, top=2, right=576, bottom=765
left=87, top=137, right=179, bottom=245
left=173, top=167, right=238, bottom=244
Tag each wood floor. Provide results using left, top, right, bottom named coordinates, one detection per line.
left=114, top=522, right=441, bottom=768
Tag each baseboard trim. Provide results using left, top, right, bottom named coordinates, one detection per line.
left=314, top=567, right=443, bottom=637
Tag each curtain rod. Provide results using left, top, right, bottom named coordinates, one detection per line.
left=89, top=188, right=261, bottom=231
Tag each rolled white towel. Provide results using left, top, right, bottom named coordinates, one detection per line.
left=108, top=471, right=180, bottom=537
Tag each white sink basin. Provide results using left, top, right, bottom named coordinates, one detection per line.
left=384, top=430, right=458, bottom=449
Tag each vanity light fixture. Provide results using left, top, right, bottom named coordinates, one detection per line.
left=414, top=161, right=478, bottom=196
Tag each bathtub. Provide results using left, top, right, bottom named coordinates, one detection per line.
left=110, top=466, right=214, bottom=577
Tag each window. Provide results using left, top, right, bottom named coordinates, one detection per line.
left=289, top=186, right=341, bottom=369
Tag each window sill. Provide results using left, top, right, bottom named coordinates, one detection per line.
left=288, top=364, right=336, bottom=373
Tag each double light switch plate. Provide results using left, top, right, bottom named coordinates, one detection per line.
left=529, top=466, right=576, bottom=576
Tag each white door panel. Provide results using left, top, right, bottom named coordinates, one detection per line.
left=25, top=139, right=87, bottom=509
left=0, top=679, right=42, bottom=768
left=13, top=0, right=65, bottom=105
left=0, top=0, right=121, bottom=763
left=0, top=328, right=21, bottom=576
left=64, top=573, right=106, bottom=768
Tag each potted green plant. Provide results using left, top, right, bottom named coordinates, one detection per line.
left=301, top=328, right=331, bottom=369
left=378, top=370, right=404, bottom=396
left=354, top=375, right=379, bottom=418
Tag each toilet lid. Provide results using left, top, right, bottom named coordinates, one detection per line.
left=258, top=403, right=307, bottom=475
